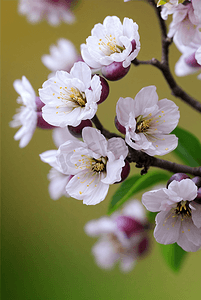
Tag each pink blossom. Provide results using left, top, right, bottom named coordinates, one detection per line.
left=142, top=179, right=201, bottom=252
left=85, top=200, right=149, bottom=271
left=18, top=0, right=75, bottom=26
left=116, top=86, right=179, bottom=156
left=161, top=0, right=201, bottom=46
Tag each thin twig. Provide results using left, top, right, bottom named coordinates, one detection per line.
left=133, top=58, right=201, bottom=112
left=92, top=115, right=122, bottom=139
left=131, top=0, right=201, bottom=113
left=92, top=115, right=201, bottom=177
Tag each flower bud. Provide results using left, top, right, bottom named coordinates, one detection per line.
left=138, top=237, right=149, bottom=256
left=130, top=39, right=136, bottom=54
left=166, top=173, right=190, bottom=188
left=115, top=116, right=126, bottom=134
left=115, top=160, right=130, bottom=184
left=37, top=112, right=55, bottom=129
left=194, top=187, right=201, bottom=204
left=68, top=119, right=93, bottom=138
left=101, top=61, right=130, bottom=81
left=35, top=96, right=44, bottom=111
left=185, top=52, right=201, bottom=68
left=191, top=176, right=201, bottom=188
left=97, top=76, right=110, bottom=104
left=116, top=216, right=144, bottom=238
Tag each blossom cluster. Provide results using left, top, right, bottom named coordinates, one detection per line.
left=161, top=0, right=201, bottom=79
left=85, top=200, right=149, bottom=271
left=10, top=1, right=201, bottom=273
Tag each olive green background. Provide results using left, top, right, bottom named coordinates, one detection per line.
left=1, top=0, right=201, bottom=299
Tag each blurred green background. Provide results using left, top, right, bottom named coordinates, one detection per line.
left=2, top=0, right=201, bottom=299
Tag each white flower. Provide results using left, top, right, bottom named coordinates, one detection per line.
left=174, top=32, right=201, bottom=78
left=56, top=127, right=128, bottom=205
left=116, top=86, right=180, bottom=156
left=161, top=0, right=201, bottom=46
left=81, top=16, right=140, bottom=70
left=40, top=149, right=72, bottom=200
left=18, top=0, right=75, bottom=26
left=142, top=179, right=201, bottom=252
left=10, top=76, right=37, bottom=148
left=85, top=200, right=149, bottom=272
left=39, top=61, right=102, bottom=127
left=42, top=38, right=80, bottom=78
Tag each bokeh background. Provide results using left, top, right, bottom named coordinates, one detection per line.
left=2, top=0, right=201, bottom=299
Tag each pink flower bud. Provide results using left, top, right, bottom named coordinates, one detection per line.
left=35, top=96, right=44, bottom=112
left=130, top=39, right=136, bottom=54
left=166, top=173, right=190, bottom=188
left=37, top=111, right=56, bottom=129
left=185, top=52, right=201, bottom=68
left=114, top=160, right=130, bottom=184
left=194, top=187, right=201, bottom=204
left=192, top=176, right=201, bottom=188
left=97, top=76, right=109, bottom=104
left=101, top=61, right=130, bottom=81
left=115, top=116, right=126, bottom=134
left=138, top=237, right=149, bottom=255
left=116, top=216, right=144, bottom=238
left=68, top=119, right=93, bottom=138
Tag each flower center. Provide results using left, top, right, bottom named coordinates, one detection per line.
left=69, top=87, right=86, bottom=107
left=107, top=233, right=125, bottom=253
left=98, top=35, right=125, bottom=56
left=135, top=115, right=151, bottom=133
left=91, top=157, right=107, bottom=173
left=175, top=200, right=191, bottom=217
left=58, top=86, right=86, bottom=107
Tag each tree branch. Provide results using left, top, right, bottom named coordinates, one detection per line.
left=132, top=0, right=201, bottom=113
left=133, top=58, right=201, bottom=112
left=92, top=115, right=122, bottom=139
left=92, top=115, right=201, bottom=177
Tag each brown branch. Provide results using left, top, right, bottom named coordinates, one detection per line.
left=92, top=115, right=201, bottom=177
left=131, top=0, right=201, bottom=113
left=133, top=58, right=201, bottom=112
left=91, top=115, right=122, bottom=139
left=127, top=146, right=201, bottom=176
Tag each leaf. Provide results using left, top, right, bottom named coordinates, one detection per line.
left=108, top=171, right=170, bottom=215
left=159, top=243, right=187, bottom=272
left=172, top=127, right=201, bottom=167
left=157, top=0, right=167, bottom=7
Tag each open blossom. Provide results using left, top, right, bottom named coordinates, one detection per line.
left=142, top=179, right=201, bottom=252
left=39, top=61, right=102, bottom=127
left=116, top=86, right=180, bottom=156
left=85, top=200, right=149, bottom=272
left=174, top=33, right=201, bottom=78
left=10, top=76, right=38, bottom=148
left=161, top=0, right=201, bottom=46
left=81, top=16, right=140, bottom=70
left=18, top=0, right=75, bottom=26
left=41, top=127, right=128, bottom=205
left=42, top=38, right=81, bottom=78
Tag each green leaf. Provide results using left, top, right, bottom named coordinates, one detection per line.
left=172, top=127, right=201, bottom=167
left=157, top=0, right=167, bottom=7
left=159, top=243, right=187, bottom=272
left=108, top=171, right=170, bottom=215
